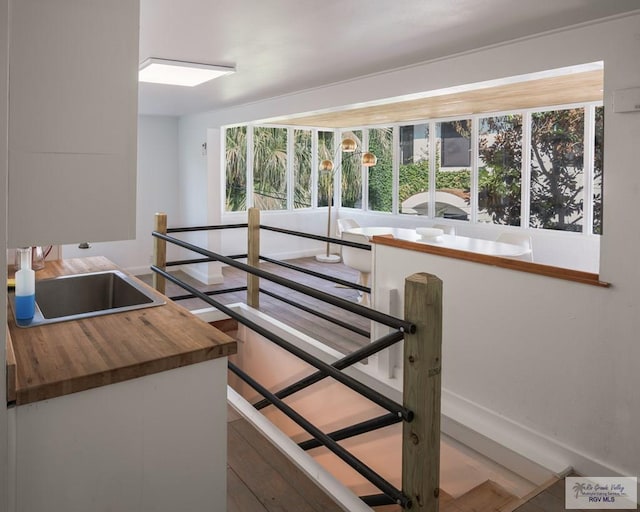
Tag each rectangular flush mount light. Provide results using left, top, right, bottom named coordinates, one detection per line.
left=139, top=58, right=235, bottom=86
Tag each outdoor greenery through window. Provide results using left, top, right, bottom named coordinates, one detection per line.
left=593, top=106, right=604, bottom=235
left=223, top=102, right=603, bottom=236
left=253, top=127, right=287, bottom=210
left=478, top=115, right=522, bottom=226
left=225, top=126, right=247, bottom=212
left=341, top=130, right=363, bottom=208
left=294, top=129, right=312, bottom=208
left=435, top=120, right=471, bottom=220
left=399, top=124, right=429, bottom=215
left=530, top=108, right=584, bottom=232
left=368, top=127, right=393, bottom=213
left=317, top=131, right=334, bottom=208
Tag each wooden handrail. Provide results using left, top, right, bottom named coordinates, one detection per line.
left=373, top=235, right=610, bottom=288
left=403, top=273, right=442, bottom=511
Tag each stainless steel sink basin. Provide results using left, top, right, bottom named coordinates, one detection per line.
left=13, top=270, right=165, bottom=327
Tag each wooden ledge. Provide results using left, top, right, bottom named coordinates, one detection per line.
left=372, top=235, right=610, bottom=288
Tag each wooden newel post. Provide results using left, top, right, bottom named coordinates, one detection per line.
left=402, top=273, right=442, bottom=511
left=153, top=212, right=167, bottom=294
left=247, top=207, right=260, bottom=308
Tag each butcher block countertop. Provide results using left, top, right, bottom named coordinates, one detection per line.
left=6, top=257, right=237, bottom=405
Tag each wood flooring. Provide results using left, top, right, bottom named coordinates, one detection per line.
left=227, top=415, right=344, bottom=512
left=139, top=257, right=369, bottom=355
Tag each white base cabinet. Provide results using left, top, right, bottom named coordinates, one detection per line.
left=9, top=358, right=228, bottom=512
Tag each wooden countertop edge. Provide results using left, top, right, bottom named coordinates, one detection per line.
left=372, top=235, right=610, bottom=288
left=6, top=326, right=16, bottom=403
left=15, top=342, right=237, bottom=405
left=8, top=257, right=239, bottom=406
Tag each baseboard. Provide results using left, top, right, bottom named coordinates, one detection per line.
left=440, top=389, right=631, bottom=482
left=261, top=248, right=325, bottom=261
left=181, top=264, right=224, bottom=285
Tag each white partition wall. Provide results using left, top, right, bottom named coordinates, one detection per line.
left=178, top=12, right=640, bottom=478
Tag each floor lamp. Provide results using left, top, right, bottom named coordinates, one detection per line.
left=315, top=138, right=376, bottom=263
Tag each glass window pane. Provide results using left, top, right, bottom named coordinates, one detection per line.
left=253, top=127, right=287, bottom=210
left=341, top=130, right=363, bottom=208
left=530, top=108, right=584, bottom=232
left=368, top=127, right=393, bottom=213
left=294, top=129, right=312, bottom=209
left=435, top=120, right=471, bottom=221
left=478, top=115, right=522, bottom=225
left=593, top=106, right=604, bottom=235
left=399, top=124, right=429, bottom=215
left=317, top=131, right=334, bottom=207
left=225, top=126, right=247, bottom=212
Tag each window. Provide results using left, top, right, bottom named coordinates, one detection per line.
left=294, top=129, right=312, bottom=209
left=225, top=126, right=247, bottom=212
left=593, top=106, right=604, bottom=234
left=253, top=127, right=287, bottom=210
left=317, top=131, right=334, bottom=208
left=223, top=101, right=602, bottom=236
left=530, top=108, right=584, bottom=232
left=435, top=120, right=471, bottom=221
left=341, top=130, right=363, bottom=208
left=368, top=127, right=393, bottom=212
left=478, top=115, right=523, bottom=226
left=399, top=123, right=429, bottom=215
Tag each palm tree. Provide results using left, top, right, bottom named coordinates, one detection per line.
left=225, top=126, right=247, bottom=211
left=293, top=129, right=313, bottom=208
left=341, top=130, right=363, bottom=208
left=253, top=127, right=288, bottom=210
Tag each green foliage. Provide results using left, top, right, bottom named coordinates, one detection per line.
left=252, top=127, right=288, bottom=210
left=293, top=129, right=312, bottom=208
left=593, top=106, right=604, bottom=234
left=368, top=128, right=393, bottom=212
left=226, top=109, right=597, bottom=233
left=317, top=131, right=335, bottom=207
left=225, top=126, right=247, bottom=212
left=477, top=115, right=522, bottom=226
left=399, top=161, right=429, bottom=205
left=341, top=130, right=363, bottom=208
left=529, top=109, right=584, bottom=231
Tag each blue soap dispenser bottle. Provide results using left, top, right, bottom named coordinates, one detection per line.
left=15, top=247, right=36, bottom=322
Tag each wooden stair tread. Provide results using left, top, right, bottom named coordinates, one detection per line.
left=228, top=418, right=344, bottom=512
left=500, top=476, right=559, bottom=512
left=451, top=480, right=519, bottom=512
left=372, top=489, right=454, bottom=511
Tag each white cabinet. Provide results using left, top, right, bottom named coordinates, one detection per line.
left=9, top=359, right=229, bottom=512
left=8, top=0, right=139, bottom=247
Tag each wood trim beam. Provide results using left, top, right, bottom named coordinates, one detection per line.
left=372, top=235, right=610, bottom=288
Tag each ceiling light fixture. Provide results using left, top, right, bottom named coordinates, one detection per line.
left=138, top=58, right=235, bottom=87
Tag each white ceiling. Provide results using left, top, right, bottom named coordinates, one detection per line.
left=138, top=0, right=640, bottom=117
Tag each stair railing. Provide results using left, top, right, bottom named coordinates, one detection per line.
left=151, top=210, right=442, bottom=510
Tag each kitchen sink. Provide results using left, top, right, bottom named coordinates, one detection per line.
left=13, top=270, right=165, bottom=327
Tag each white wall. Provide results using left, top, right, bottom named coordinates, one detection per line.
left=62, top=115, right=181, bottom=275
left=179, top=13, right=640, bottom=476
left=176, top=19, right=637, bottom=273
left=1, top=0, right=9, bottom=507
